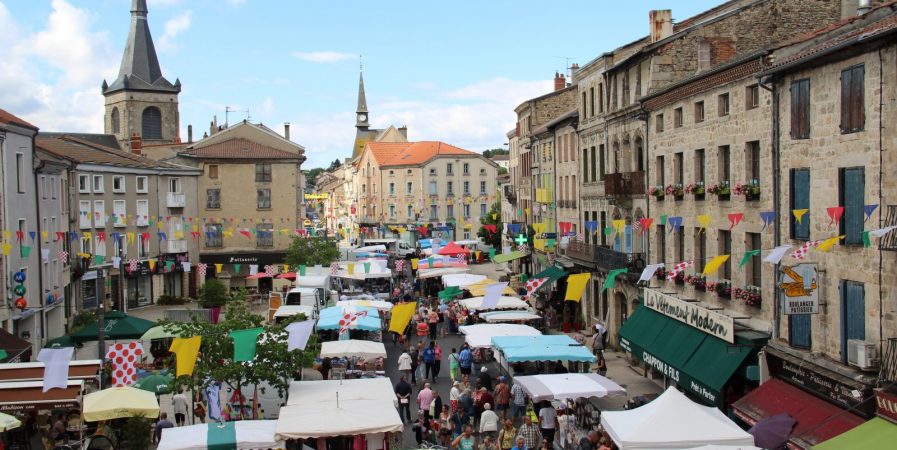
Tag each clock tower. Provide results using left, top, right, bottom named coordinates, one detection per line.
left=355, top=70, right=370, bottom=130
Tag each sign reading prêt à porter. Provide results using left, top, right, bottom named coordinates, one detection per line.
left=643, top=288, right=735, bottom=343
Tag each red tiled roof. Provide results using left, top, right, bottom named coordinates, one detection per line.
left=36, top=136, right=179, bottom=169
left=0, top=108, right=37, bottom=130
left=181, top=138, right=302, bottom=159
left=367, top=141, right=480, bottom=167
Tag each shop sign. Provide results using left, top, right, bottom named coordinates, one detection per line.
left=875, top=389, right=897, bottom=423
left=643, top=288, right=734, bottom=343
left=621, top=337, right=719, bottom=405
left=200, top=253, right=286, bottom=265
left=125, top=261, right=154, bottom=278
left=0, top=400, right=79, bottom=412
left=780, top=263, right=819, bottom=315
left=304, top=193, right=329, bottom=200
left=766, top=350, right=873, bottom=416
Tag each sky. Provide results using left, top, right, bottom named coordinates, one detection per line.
left=0, top=0, right=723, bottom=169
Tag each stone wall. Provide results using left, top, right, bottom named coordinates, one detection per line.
left=105, top=90, right=180, bottom=150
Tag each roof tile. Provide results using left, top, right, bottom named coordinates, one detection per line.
left=36, top=136, right=179, bottom=169
left=0, top=108, right=38, bottom=130
left=181, top=138, right=302, bottom=159
left=367, top=141, right=479, bottom=167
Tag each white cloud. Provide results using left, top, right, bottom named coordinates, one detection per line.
left=158, top=10, right=191, bottom=52
left=227, top=0, right=247, bottom=5
left=0, top=0, right=117, bottom=132
left=292, top=51, right=356, bottom=63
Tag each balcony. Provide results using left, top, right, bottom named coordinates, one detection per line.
left=566, top=241, right=645, bottom=274
left=604, top=171, right=646, bottom=196
left=503, top=185, right=517, bottom=203
left=167, top=192, right=186, bottom=208
left=164, top=239, right=188, bottom=254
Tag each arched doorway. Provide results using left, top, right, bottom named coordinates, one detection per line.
left=634, top=136, right=645, bottom=172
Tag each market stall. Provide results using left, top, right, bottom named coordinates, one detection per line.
left=320, top=340, right=387, bottom=359
left=512, top=373, right=626, bottom=402
left=460, top=296, right=528, bottom=311
left=491, top=334, right=595, bottom=375
left=459, top=324, right=541, bottom=349
left=158, top=420, right=284, bottom=450
left=442, top=273, right=487, bottom=288
left=336, top=300, right=394, bottom=312
left=480, top=311, right=542, bottom=323
left=465, top=279, right=517, bottom=296
left=285, top=377, right=396, bottom=407
left=273, top=304, right=317, bottom=323
left=0, top=379, right=83, bottom=413
left=316, top=306, right=382, bottom=332
left=418, top=267, right=469, bottom=279
left=600, top=387, right=755, bottom=449
left=82, top=386, right=160, bottom=421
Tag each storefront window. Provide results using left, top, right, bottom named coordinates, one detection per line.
left=164, top=273, right=183, bottom=297
left=127, top=276, right=153, bottom=308
left=83, top=277, right=98, bottom=309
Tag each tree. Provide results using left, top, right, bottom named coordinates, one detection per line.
left=285, top=235, right=340, bottom=267
left=477, top=201, right=503, bottom=249
left=305, top=167, right=325, bottom=188
left=482, top=148, right=509, bottom=158
left=498, top=167, right=508, bottom=175
left=328, top=159, right=342, bottom=171
left=160, top=293, right=317, bottom=419
left=198, top=279, right=229, bottom=308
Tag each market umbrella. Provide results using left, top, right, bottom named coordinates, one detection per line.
left=276, top=272, right=296, bottom=280
left=83, top=386, right=160, bottom=421
left=246, top=273, right=270, bottom=279
left=139, top=324, right=181, bottom=341
left=748, top=413, right=795, bottom=450
left=0, top=412, right=22, bottom=432
left=438, top=286, right=464, bottom=300
left=437, top=242, right=470, bottom=255
left=68, top=311, right=156, bottom=343
left=133, top=373, right=174, bottom=395
left=44, top=335, right=76, bottom=348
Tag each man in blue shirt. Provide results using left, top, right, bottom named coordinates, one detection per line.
left=423, top=341, right=437, bottom=383
left=459, top=345, right=473, bottom=375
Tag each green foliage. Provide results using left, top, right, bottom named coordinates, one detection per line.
left=498, top=166, right=508, bottom=175
left=119, top=416, right=151, bottom=450
left=70, top=310, right=97, bottom=333
left=482, top=148, right=509, bottom=158
left=285, top=235, right=340, bottom=267
left=477, top=201, right=503, bottom=249
left=158, top=295, right=189, bottom=306
left=198, top=279, right=230, bottom=309
left=328, top=159, right=342, bottom=171
left=305, top=167, right=325, bottom=188
left=159, top=299, right=317, bottom=405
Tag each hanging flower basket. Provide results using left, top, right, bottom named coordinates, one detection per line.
left=684, top=182, right=705, bottom=196
left=665, top=184, right=684, bottom=199
left=648, top=186, right=665, bottom=199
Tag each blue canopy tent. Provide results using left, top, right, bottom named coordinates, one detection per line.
left=492, top=334, right=596, bottom=364
left=317, top=306, right=382, bottom=331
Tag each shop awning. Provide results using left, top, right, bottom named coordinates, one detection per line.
left=68, top=310, right=156, bottom=343
left=732, top=378, right=864, bottom=449
left=534, top=265, right=567, bottom=282
left=493, top=251, right=527, bottom=263
left=459, top=324, right=542, bottom=349
left=619, top=307, right=754, bottom=405
left=492, top=334, right=595, bottom=363
left=0, top=329, right=33, bottom=363
left=0, top=380, right=83, bottom=412
left=0, top=360, right=100, bottom=383
left=813, top=417, right=897, bottom=450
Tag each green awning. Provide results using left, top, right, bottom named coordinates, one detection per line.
left=68, top=311, right=156, bottom=343
left=813, top=417, right=897, bottom=450
left=534, top=265, right=567, bottom=282
left=493, top=251, right=527, bottom=263
left=619, top=307, right=752, bottom=406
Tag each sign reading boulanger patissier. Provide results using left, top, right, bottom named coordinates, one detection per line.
left=643, top=288, right=735, bottom=343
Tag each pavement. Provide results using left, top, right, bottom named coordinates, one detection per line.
left=94, top=261, right=663, bottom=448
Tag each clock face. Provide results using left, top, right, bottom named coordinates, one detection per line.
left=357, top=114, right=367, bottom=122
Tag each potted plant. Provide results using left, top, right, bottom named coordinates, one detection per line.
left=655, top=267, right=668, bottom=280
left=686, top=274, right=707, bottom=291
left=715, top=280, right=732, bottom=298
left=684, top=182, right=705, bottom=198
left=733, top=180, right=761, bottom=201
left=734, top=286, right=762, bottom=307
left=648, top=186, right=665, bottom=199
left=672, top=271, right=686, bottom=285
left=665, top=184, right=684, bottom=199
left=199, top=279, right=229, bottom=324
left=707, top=182, right=731, bottom=199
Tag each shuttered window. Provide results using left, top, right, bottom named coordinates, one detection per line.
left=790, top=169, right=810, bottom=240
left=790, top=79, right=810, bottom=139
left=840, top=280, right=865, bottom=363
left=839, top=167, right=865, bottom=245
left=141, top=107, right=162, bottom=139
left=789, top=314, right=811, bottom=349
left=840, top=65, right=864, bottom=133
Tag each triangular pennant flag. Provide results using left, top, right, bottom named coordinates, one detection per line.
left=604, top=226, right=613, bottom=236
left=739, top=250, right=761, bottom=268
left=790, top=240, right=821, bottom=260
left=668, top=217, right=682, bottom=233
left=602, top=269, right=628, bottom=292
left=793, top=209, right=809, bottom=224
left=299, top=265, right=307, bottom=276
left=170, top=336, right=202, bottom=377
left=760, top=211, right=776, bottom=232
left=564, top=273, right=591, bottom=302
left=639, top=218, right=654, bottom=234
left=214, top=263, right=223, bottom=273
left=870, top=226, right=897, bottom=238
left=638, top=264, right=664, bottom=282
left=182, top=261, right=192, bottom=272
left=229, top=328, right=264, bottom=362
left=826, top=207, right=844, bottom=227
left=481, top=282, right=508, bottom=309
left=233, top=264, right=241, bottom=274
left=411, top=258, right=419, bottom=270
left=728, top=213, right=744, bottom=230
left=862, top=231, right=872, bottom=248
left=864, top=204, right=879, bottom=221
left=612, top=220, right=626, bottom=235
left=363, top=262, right=371, bottom=273
left=702, top=255, right=730, bottom=276
left=816, top=235, right=844, bottom=252
left=347, top=263, right=355, bottom=275
left=249, top=264, right=258, bottom=275
left=696, top=215, right=712, bottom=233
left=659, top=215, right=668, bottom=225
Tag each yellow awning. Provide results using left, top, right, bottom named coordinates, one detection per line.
left=83, top=386, right=160, bottom=422
left=466, top=279, right=516, bottom=296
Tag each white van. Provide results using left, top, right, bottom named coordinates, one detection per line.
left=273, top=304, right=317, bottom=323
left=362, top=238, right=415, bottom=258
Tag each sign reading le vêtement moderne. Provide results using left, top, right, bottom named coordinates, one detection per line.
left=643, top=288, right=735, bottom=343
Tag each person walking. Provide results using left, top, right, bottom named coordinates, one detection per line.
left=417, top=382, right=435, bottom=422
left=537, top=402, right=557, bottom=444
left=438, top=404, right=453, bottom=447
left=478, top=366, right=494, bottom=391
left=452, top=425, right=477, bottom=450
left=152, top=413, right=174, bottom=444
left=494, top=377, right=510, bottom=420
left=409, top=344, right=421, bottom=385
left=595, top=352, right=608, bottom=378
left=460, top=389, right=476, bottom=427
left=450, top=381, right=462, bottom=413
left=459, top=345, right=473, bottom=376
left=516, top=416, right=541, bottom=450
left=430, top=391, right=444, bottom=422
left=394, top=376, right=413, bottom=423
left=423, top=341, right=437, bottom=383
left=510, top=381, right=527, bottom=424
left=498, top=419, right=518, bottom=450
left=172, top=388, right=189, bottom=426
left=449, top=347, right=461, bottom=381
left=428, top=308, right=439, bottom=340
left=434, top=341, right=443, bottom=381
left=479, top=403, right=500, bottom=440
left=398, top=349, right=413, bottom=383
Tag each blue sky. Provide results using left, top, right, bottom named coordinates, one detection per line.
left=1, top=0, right=722, bottom=169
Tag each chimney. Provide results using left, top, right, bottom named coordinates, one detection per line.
left=570, top=63, right=580, bottom=83
left=857, top=0, right=871, bottom=15
left=130, top=133, right=142, bottom=155
left=187, top=124, right=193, bottom=143
left=398, top=126, right=408, bottom=139
left=284, top=122, right=291, bottom=141
left=554, top=72, right=566, bottom=91
left=649, top=10, right=673, bottom=43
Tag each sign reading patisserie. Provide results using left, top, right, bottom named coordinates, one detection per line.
left=643, top=288, right=734, bottom=343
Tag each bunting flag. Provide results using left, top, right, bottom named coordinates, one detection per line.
left=576, top=232, right=585, bottom=242
left=659, top=214, right=668, bottom=225
left=233, top=264, right=241, bottom=274
left=481, top=282, right=508, bottom=310
left=90, top=254, right=100, bottom=264
left=666, top=260, right=695, bottom=281
left=249, top=265, right=259, bottom=275
left=363, top=262, right=371, bottom=274
left=112, top=256, right=121, bottom=269
left=604, top=226, right=613, bottom=236
left=584, top=221, right=598, bottom=234
left=864, top=204, right=879, bottom=221
left=760, top=211, right=776, bottom=232
left=214, top=263, right=223, bottom=273
left=410, top=258, right=419, bottom=270
left=668, top=217, right=683, bottom=233
left=58, top=250, right=68, bottom=262
left=696, top=215, right=712, bottom=233
left=793, top=209, right=809, bottom=224
left=728, top=213, right=744, bottom=230
left=37, top=347, right=74, bottom=392
left=182, top=262, right=192, bottom=273
left=564, top=273, right=591, bottom=302
left=484, top=224, right=497, bottom=234
left=264, top=265, right=275, bottom=277
left=524, top=277, right=549, bottom=298
left=170, top=336, right=202, bottom=377
left=230, top=328, right=264, bottom=362
left=790, top=240, right=821, bottom=260
left=612, top=220, right=626, bottom=236
left=388, top=302, right=417, bottom=334
left=827, top=207, right=844, bottom=228
left=128, top=258, right=139, bottom=272
left=338, top=310, right=368, bottom=335
left=1, top=243, right=9, bottom=256
left=638, top=264, right=664, bottom=282
left=558, top=222, right=572, bottom=235
left=299, top=265, right=307, bottom=276
left=286, top=320, right=315, bottom=351
left=602, top=269, right=628, bottom=292
left=817, top=235, right=844, bottom=252
left=870, top=226, right=897, bottom=238
left=702, top=255, right=730, bottom=276
left=330, top=262, right=340, bottom=275
left=739, top=250, right=761, bottom=268
left=347, top=263, right=355, bottom=275
left=106, top=343, right=144, bottom=387
left=198, top=263, right=208, bottom=277
left=488, top=248, right=496, bottom=260
left=639, top=218, right=654, bottom=234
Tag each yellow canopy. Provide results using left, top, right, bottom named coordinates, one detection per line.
left=0, top=412, right=21, bottom=432
left=466, top=279, right=516, bottom=296
left=83, top=386, right=160, bottom=422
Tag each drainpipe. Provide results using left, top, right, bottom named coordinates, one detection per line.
left=878, top=47, right=884, bottom=349
left=33, top=142, right=46, bottom=346
left=759, top=69, right=780, bottom=339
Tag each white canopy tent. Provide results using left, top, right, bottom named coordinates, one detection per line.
left=600, top=388, right=756, bottom=449
left=336, top=300, right=394, bottom=312
left=511, top=373, right=626, bottom=402
left=418, top=267, right=469, bottom=279
left=320, top=340, right=387, bottom=359
left=274, top=305, right=317, bottom=320
left=442, top=273, right=487, bottom=288
left=481, top=311, right=542, bottom=323
left=353, top=245, right=387, bottom=253
left=285, top=377, right=397, bottom=407
left=330, top=260, right=392, bottom=280
left=295, top=275, right=330, bottom=288
left=459, top=324, right=542, bottom=349
left=460, top=296, right=529, bottom=311
left=158, top=420, right=284, bottom=450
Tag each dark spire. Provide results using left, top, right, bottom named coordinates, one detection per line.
left=102, top=0, right=179, bottom=95
left=357, top=69, right=368, bottom=113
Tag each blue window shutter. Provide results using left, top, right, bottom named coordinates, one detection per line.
left=791, top=169, right=810, bottom=240
left=624, top=225, right=633, bottom=254
left=840, top=280, right=866, bottom=362
left=841, top=168, right=865, bottom=245
left=789, top=313, right=811, bottom=349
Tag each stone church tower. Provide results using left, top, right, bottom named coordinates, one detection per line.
left=102, top=0, right=181, bottom=151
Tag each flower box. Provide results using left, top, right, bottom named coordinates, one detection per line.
left=665, top=184, right=684, bottom=199
left=685, top=274, right=707, bottom=291
left=655, top=268, right=668, bottom=280
left=684, top=182, right=706, bottom=197
left=733, top=286, right=762, bottom=307
left=733, top=181, right=761, bottom=201
left=649, top=186, right=665, bottom=199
